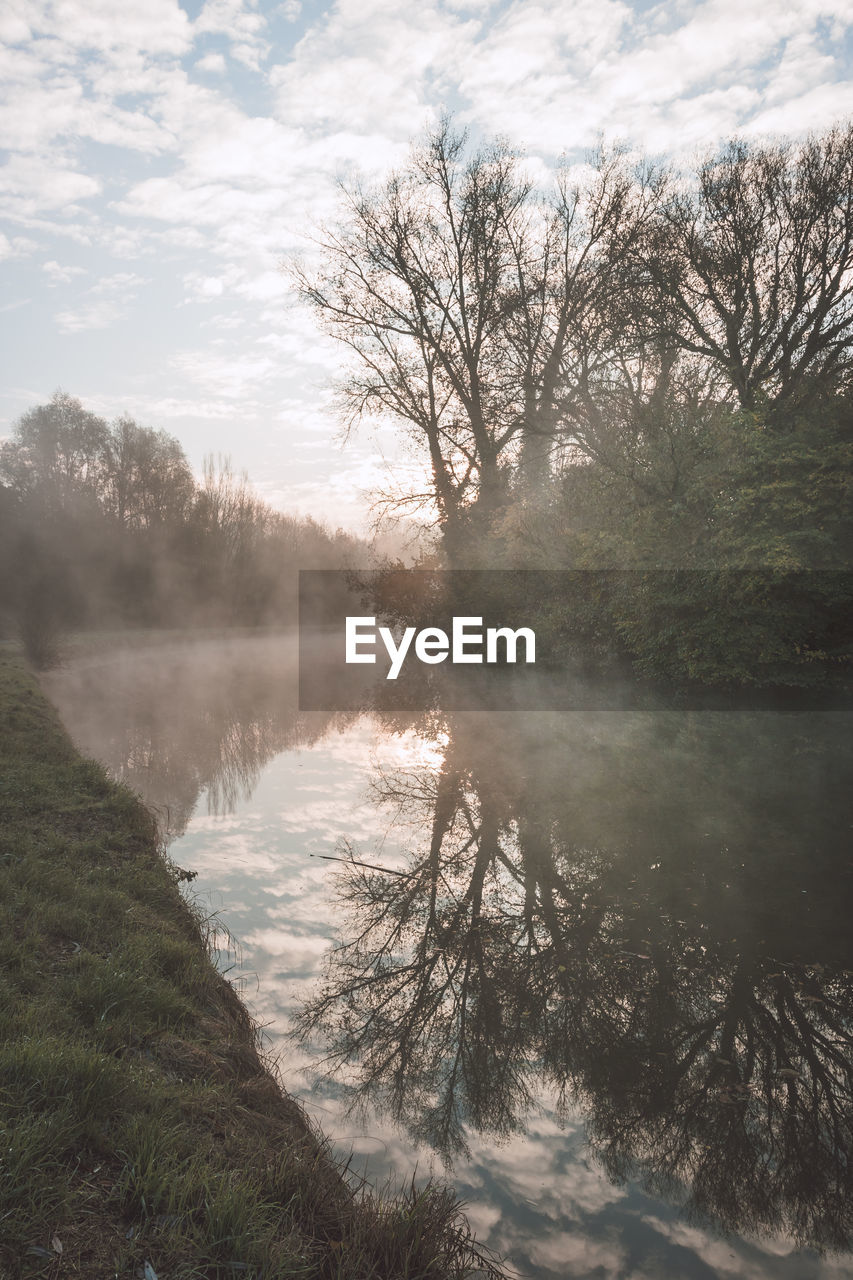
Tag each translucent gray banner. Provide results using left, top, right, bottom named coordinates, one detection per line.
left=298, top=569, right=853, bottom=711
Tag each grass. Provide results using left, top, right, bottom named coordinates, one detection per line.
left=0, top=651, right=507, bottom=1280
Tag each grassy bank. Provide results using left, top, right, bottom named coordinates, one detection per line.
left=0, top=652, right=504, bottom=1280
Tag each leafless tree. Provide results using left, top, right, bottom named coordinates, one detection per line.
left=294, top=119, right=853, bottom=558
left=103, top=416, right=195, bottom=529
left=293, top=120, right=644, bottom=552
left=647, top=125, right=853, bottom=410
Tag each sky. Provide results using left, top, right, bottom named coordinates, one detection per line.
left=2, top=0, right=853, bottom=534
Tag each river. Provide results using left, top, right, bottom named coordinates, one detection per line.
left=43, top=632, right=853, bottom=1280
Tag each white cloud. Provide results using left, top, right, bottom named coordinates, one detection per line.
left=0, top=8, right=33, bottom=42
left=445, top=0, right=853, bottom=155
left=0, top=153, right=101, bottom=214
left=170, top=346, right=279, bottom=399
left=55, top=298, right=122, bottom=332
left=0, top=232, right=38, bottom=260
left=52, top=271, right=146, bottom=330
left=257, top=322, right=338, bottom=364
left=233, top=269, right=289, bottom=301
left=194, top=0, right=269, bottom=70
left=255, top=447, right=434, bottom=531
left=241, top=928, right=329, bottom=964
left=121, top=395, right=246, bottom=420
left=204, top=312, right=246, bottom=329
left=184, top=271, right=227, bottom=298
left=744, top=80, right=853, bottom=138
left=91, top=270, right=148, bottom=293
left=98, top=224, right=152, bottom=259
left=12, top=0, right=193, bottom=57
left=0, top=60, right=174, bottom=155
left=42, top=258, right=87, bottom=284
left=527, top=1229, right=628, bottom=1275
left=270, top=0, right=470, bottom=140
left=638, top=1212, right=853, bottom=1278
left=196, top=51, right=227, bottom=73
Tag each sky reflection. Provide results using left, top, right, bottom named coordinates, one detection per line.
left=44, top=638, right=853, bottom=1280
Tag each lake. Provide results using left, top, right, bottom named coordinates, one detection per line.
left=44, top=633, right=853, bottom=1280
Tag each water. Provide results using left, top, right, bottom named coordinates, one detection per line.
left=44, top=633, right=853, bottom=1279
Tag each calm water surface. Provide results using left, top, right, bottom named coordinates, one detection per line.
left=44, top=634, right=853, bottom=1280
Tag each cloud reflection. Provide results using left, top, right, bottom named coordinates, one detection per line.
left=45, top=639, right=853, bottom=1280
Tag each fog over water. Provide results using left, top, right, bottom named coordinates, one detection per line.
left=44, top=634, right=853, bottom=1280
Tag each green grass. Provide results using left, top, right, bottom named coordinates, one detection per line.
left=0, top=652, right=506, bottom=1280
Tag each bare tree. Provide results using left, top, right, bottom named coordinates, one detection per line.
left=293, top=120, right=644, bottom=554
left=103, top=417, right=194, bottom=530
left=294, top=120, right=853, bottom=562
left=294, top=121, right=525, bottom=548
left=501, top=144, right=649, bottom=495
left=647, top=125, right=853, bottom=410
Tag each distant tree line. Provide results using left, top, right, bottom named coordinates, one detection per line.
left=0, top=392, right=365, bottom=665
left=297, top=118, right=853, bottom=686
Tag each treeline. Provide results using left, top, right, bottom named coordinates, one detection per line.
left=298, top=118, right=853, bottom=686
left=0, top=392, right=365, bottom=664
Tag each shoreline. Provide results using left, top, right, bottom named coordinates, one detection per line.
left=0, top=650, right=504, bottom=1279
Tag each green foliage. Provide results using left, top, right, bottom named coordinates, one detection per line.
left=494, top=397, right=853, bottom=688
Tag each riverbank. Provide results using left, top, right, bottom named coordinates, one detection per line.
left=0, top=651, right=503, bottom=1280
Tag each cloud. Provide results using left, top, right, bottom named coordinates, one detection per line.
left=11, top=0, right=192, bottom=57
left=53, top=271, right=147, bottom=330
left=0, top=231, right=39, bottom=260
left=526, top=1229, right=628, bottom=1275
left=0, top=298, right=31, bottom=316
left=0, top=58, right=174, bottom=155
left=256, top=309, right=340, bottom=365
left=90, top=270, right=148, bottom=293
left=270, top=0, right=472, bottom=140
left=254, top=449, right=435, bottom=532
left=450, top=0, right=853, bottom=156
left=240, top=928, right=329, bottom=965
left=42, top=259, right=87, bottom=284
left=54, top=298, right=122, bottom=332
left=638, top=1212, right=849, bottom=1278
left=170, top=346, right=279, bottom=399
left=744, top=79, right=853, bottom=138
left=115, top=394, right=246, bottom=420
left=183, top=271, right=227, bottom=298
left=0, top=153, right=101, bottom=215
left=194, top=0, right=269, bottom=70
left=196, top=51, right=227, bottom=74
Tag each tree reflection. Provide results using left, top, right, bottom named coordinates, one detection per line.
left=43, top=635, right=345, bottom=838
left=296, top=709, right=853, bottom=1252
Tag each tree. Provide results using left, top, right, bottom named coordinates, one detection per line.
left=646, top=125, right=853, bottom=411
left=296, top=119, right=853, bottom=570
left=294, top=119, right=641, bottom=557
left=0, top=391, right=109, bottom=508
left=102, top=416, right=194, bottom=529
